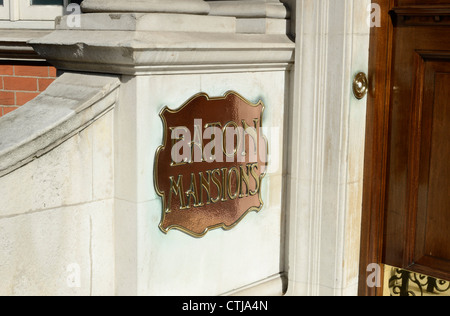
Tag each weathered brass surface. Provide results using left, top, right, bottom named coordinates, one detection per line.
left=353, top=72, right=369, bottom=100
left=154, top=91, right=268, bottom=238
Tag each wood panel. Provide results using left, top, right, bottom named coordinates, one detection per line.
left=383, top=13, right=450, bottom=281
left=414, top=62, right=450, bottom=276
left=395, top=0, right=450, bottom=6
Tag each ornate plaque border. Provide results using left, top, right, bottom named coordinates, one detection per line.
left=154, top=91, right=268, bottom=238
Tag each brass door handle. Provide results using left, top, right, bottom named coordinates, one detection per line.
left=353, top=72, right=368, bottom=100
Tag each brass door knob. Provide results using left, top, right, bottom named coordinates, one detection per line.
left=353, top=72, right=368, bottom=100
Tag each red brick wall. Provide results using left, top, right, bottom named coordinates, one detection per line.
left=0, top=62, right=57, bottom=118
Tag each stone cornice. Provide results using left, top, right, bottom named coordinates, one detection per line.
left=0, top=29, right=52, bottom=61
left=29, top=13, right=295, bottom=75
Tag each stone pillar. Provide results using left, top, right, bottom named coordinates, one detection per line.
left=285, top=0, right=370, bottom=296
left=207, top=0, right=290, bottom=34
left=81, top=0, right=210, bottom=15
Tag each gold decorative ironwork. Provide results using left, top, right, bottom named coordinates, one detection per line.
left=385, top=265, right=450, bottom=296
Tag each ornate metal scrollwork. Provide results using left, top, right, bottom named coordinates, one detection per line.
left=389, top=267, right=450, bottom=296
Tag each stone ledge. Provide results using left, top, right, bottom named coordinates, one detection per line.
left=0, top=29, right=52, bottom=61
left=81, top=0, right=211, bottom=15
left=208, top=1, right=290, bottom=19
left=0, top=72, right=121, bottom=177
left=55, top=13, right=236, bottom=33
left=30, top=29, right=295, bottom=75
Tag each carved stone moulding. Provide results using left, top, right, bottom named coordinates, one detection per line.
left=207, top=0, right=290, bottom=19
left=81, top=0, right=211, bottom=15
left=206, top=0, right=291, bottom=34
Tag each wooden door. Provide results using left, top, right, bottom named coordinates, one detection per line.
left=359, top=0, right=450, bottom=295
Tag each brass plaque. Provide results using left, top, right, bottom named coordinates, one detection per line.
left=154, top=91, right=268, bottom=237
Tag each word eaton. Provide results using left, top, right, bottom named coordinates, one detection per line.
left=182, top=300, right=268, bottom=313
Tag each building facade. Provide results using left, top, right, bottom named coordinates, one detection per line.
left=0, top=0, right=371, bottom=296
left=0, top=0, right=448, bottom=296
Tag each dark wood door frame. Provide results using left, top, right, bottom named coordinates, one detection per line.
left=358, top=0, right=393, bottom=296
left=358, top=0, right=450, bottom=296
